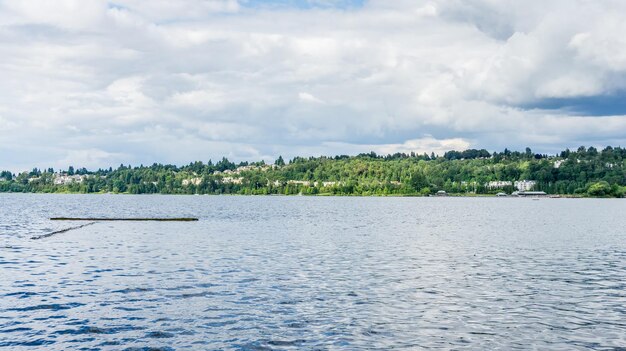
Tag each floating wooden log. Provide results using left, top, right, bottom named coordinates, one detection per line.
left=50, top=217, right=199, bottom=221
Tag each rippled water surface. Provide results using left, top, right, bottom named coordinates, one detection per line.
left=1, top=194, right=625, bottom=350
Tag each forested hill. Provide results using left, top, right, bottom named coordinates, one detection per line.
left=1, top=146, right=625, bottom=197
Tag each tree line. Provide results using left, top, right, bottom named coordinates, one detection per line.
left=1, top=146, right=625, bottom=197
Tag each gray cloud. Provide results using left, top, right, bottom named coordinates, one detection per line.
left=1, top=0, right=626, bottom=171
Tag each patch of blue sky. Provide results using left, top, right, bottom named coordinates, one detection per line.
left=524, top=92, right=626, bottom=116
left=241, top=0, right=366, bottom=10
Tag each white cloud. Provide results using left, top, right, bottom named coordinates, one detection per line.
left=569, top=26, right=626, bottom=72
left=535, top=75, right=602, bottom=99
left=298, top=92, right=325, bottom=104
left=0, top=115, right=18, bottom=131
left=1, top=0, right=626, bottom=171
left=324, top=137, right=472, bottom=156
left=56, top=149, right=129, bottom=170
left=0, top=0, right=108, bottom=29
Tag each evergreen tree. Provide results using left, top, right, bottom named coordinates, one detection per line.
left=275, top=156, right=286, bottom=166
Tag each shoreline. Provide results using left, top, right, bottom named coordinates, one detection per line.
left=0, top=191, right=611, bottom=198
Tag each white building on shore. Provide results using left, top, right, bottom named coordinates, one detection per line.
left=53, top=174, right=86, bottom=185
left=514, top=180, right=536, bottom=191
left=222, top=177, right=243, bottom=184
left=485, top=180, right=537, bottom=191
left=182, top=178, right=202, bottom=186
left=486, top=181, right=512, bottom=189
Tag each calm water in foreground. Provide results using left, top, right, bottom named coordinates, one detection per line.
left=1, top=194, right=625, bottom=350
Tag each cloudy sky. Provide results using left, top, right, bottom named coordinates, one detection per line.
left=2, top=0, right=626, bottom=171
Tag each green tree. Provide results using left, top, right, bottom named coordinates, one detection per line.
left=587, top=181, right=611, bottom=197
left=0, top=171, right=12, bottom=180
left=275, top=155, right=285, bottom=166
left=409, top=172, right=428, bottom=192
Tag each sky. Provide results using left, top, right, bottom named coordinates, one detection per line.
left=2, top=0, right=626, bottom=171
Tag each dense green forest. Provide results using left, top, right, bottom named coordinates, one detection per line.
left=1, top=146, right=625, bottom=197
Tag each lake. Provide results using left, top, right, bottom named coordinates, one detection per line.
left=1, top=194, right=625, bottom=350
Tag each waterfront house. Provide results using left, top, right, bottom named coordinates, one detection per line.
left=53, top=174, right=86, bottom=185
left=514, top=180, right=536, bottom=191
left=486, top=181, right=512, bottom=189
